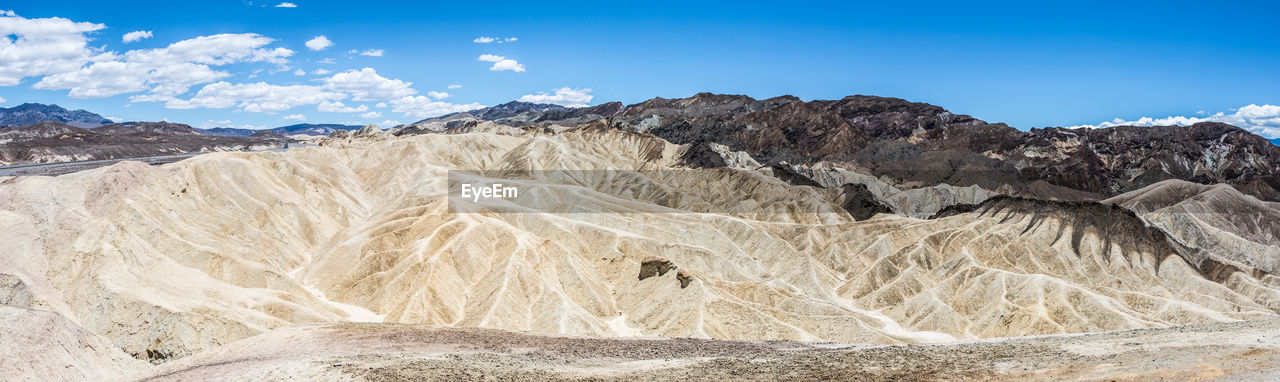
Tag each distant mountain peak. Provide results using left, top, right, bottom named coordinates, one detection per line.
left=0, top=102, right=113, bottom=128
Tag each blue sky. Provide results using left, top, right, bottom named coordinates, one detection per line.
left=2, top=1, right=1279, bottom=136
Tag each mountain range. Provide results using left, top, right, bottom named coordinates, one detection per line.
left=197, top=123, right=364, bottom=137
left=0, top=103, right=114, bottom=128
left=407, top=94, right=1280, bottom=202
left=0, top=121, right=284, bottom=167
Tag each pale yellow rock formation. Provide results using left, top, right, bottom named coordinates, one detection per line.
left=0, top=128, right=1276, bottom=375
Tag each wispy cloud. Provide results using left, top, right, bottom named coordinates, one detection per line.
left=283, top=114, right=306, bottom=121
left=274, top=2, right=297, bottom=8
left=348, top=49, right=383, bottom=57
left=317, top=101, right=368, bottom=113
left=473, top=36, right=517, bottom=43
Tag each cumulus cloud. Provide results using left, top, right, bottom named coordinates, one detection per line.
left=322, top=67, right=415, bottom=101
left=165, top=81, right=344, bottom=112
left=473, top=36, right=517, bottom=43
left=517, top=87, right=593, bottom=107
left=275, top=2, right=297, bottom=7
left=379, top=119, right=403, bottom=127
left=312, top=68, right=331, bottom=75
left=347, top=48, right=383, bottom=57
left=1069, top=104, right=1280, bottom=139
left=375, top=102, right=386, bottom=108
left=0, top=12, right=107, bottom=86
left=35, top=33, right=294, bottom=99
left=318, top=58, right=335, bottom=64
left=317, top=100, right=367, bottom=113
left=359, top=111, right=381, bottom=119
left=305, top=35, right=333, bottom=51
left=390, top=95, right=484, bottom=119
left=283, top=114, right=306, bottom=121
left=427, top=91, right=449, bottom=99
left=477, top=54, right=524, bottom=72
left=122, top=30, right=153, bottom=43
left=447, top=84, right=461, bottom=89
left=293, top=68, right=306, bottom=76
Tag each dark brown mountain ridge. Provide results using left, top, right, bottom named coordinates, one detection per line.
left=413, top=93, right=1280, bottom=201
left=0, top=121, right=283, bottom=166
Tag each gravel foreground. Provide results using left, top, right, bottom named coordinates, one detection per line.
left=138, top=318, right=1280, bottom=381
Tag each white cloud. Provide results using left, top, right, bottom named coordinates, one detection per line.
left=305, top=35, right=333, bottom=51
left=122, top=30, right=153, bottom=43
left=477, top=54, right=524, bottom=72
left=0, top=96, right=5, bottom=103
left=517, top=87, right=593, bottom=107
left=380, top=119, right=403, bottom=127
left=275, top=2, right=297, bottom=8
left=359, top=111, right=381, bottom=119
left=427, top=91, right=449, bottom=99
left=447, top=84, right=461, bottom=89
left=312, top=68, right=331, bottom=75
left=318, top=58, right=335, bottom=64
left=317, top=100, right=367, bottom=113
left=0, top=12, right=106, bottom=86
left=1069, top=104, right=1280, bottom=139
left=105, top=115, right=121, bottom=122
left=390, top=95, right=485, bottom=119
left=1, top=10, right=14, bottom=17
left=283, top=114, right=306, bottom=121
left=35, top=33, right=294, bottom=99
left=293, top=68, right=306, bottom=76
left=347, top=48, right=383, bottom=57
left=473, top=36, right=517, bottom=43
left=375, top=102, right=386, bottom=108
left=322, top=67, right=415, bottom=101
left=165, top=81, right=344, bottom=112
